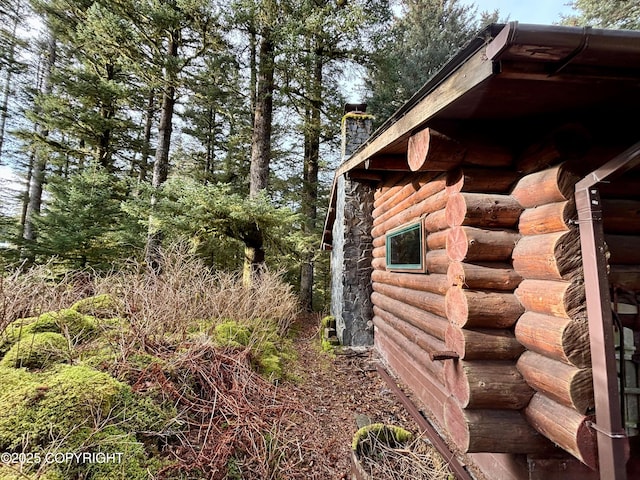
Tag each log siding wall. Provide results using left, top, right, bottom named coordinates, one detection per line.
left=372, top=171, right=452, bottom=429
left=511, top=162, right=598, bottom=470
left=371, top=161, right=558, bottom=459
left=369, top=134, right=625, bottom=477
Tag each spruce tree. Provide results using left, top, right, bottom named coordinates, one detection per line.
left=365, top=0, right=480, bottom=125
left=562, top=0, right=640, bottom=29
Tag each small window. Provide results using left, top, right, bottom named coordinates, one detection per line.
left=386, top=220, right=426, bottom=273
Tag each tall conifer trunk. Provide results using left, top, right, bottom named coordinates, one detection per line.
left=300, top=44, right=322, bottom=311
left=146, top=33, right=178, bottom=272
left=245, top=21, right=275, bottom=284
left=22, top=33, right=56, bottom=264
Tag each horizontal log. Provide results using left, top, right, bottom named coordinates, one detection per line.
left=445, top=359, right=534, bottom=409
left=605, top=234, right=640, bottom=265
left=462, top=142, right=513, bottom=167
left=374, top=186, right=402, bottom=209
left=514, top=312, right=591, bottom=368
left=371, top=291, right=448, bottom=340
left=515, top=124, right=591, bottom=175
left=446, top=167, right=520, bottom=194
left=372, top=269, right=450, bottom=295
left=447, top=261, right=522, bottom=291
left=446, top=226, right=521, bottom=262
left=524, top=393, right=597, bottom=470
left=426, top=228, right=449, bottom=250
left=373, top=183, right=418, bottom=220
left=445, top=287, right=524, bottom=329
left=372, top=235, right=385, bottom=248
left=365, top=154, right=409, bottom=171
left=444, top=396, right=555, bottom=454
left=408, top=128, right=466, bottom=171
left=517, top=351, right=594, bottom=414
left=375, top=332, right=449, bottom=428
left=567, top=143, right=632, bottom=177
left=526, top=456, right=600, bottom=480
left=602, top=198, right=640, bottom=234
left=373, top=314, right=446, bottom=381
left=373, top=172, right=407, bottom=207
left=372, top=172, right=436, bottom=220
left=371, top=257, right=386, bottom=271
left=347, top=170, right=382, bottom=182
left=609, top=265, right=640, bottom=291
left=373, top=176, right=445, bottom=227
left=515, top=279, right=586, bottom=320
left=445, top=324, right=525, bottom=360
left=424, top=208, right=448, bottom=232
left=512, top=229, right=583, bottom=281
left=374, top=307, right=455, bottom=363
left=371, top=189, right=448, bottom=238
left=425, top=249, right=450, bottom=274
left=518, top=200, right=575, bottom=235
left=511, top=163, right=580, bottom=209
left=372, top=245, right=385, bottom=259
left=598, top=172, right=640, bottom=199
left=373, top=282, right=446, bottom=318
left=445, top=192, right=522, bottom=228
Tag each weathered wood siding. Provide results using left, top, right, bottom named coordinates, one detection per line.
left=372, top=171, right=451, bottom=427
left=371, top=149, right=556, bottom=456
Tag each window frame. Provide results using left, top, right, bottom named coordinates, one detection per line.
left=385, top=219, right=427, bottom=273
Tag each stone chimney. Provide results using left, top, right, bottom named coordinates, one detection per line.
left=330, top=104, right=375, bottom=346
left=341, top=103, right=374, bottom=159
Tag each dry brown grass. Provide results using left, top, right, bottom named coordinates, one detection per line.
left=1, top=246, right=300, bottom=344
left=0, top=261, right=94, bottom=332
left=358, top=433, right=455, bottom=479
left=92, top=245, right=300, bottom=348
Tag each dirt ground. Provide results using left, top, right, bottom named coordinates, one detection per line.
left=278, top=313, right=419, bottom=479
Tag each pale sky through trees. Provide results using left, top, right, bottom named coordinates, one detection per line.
left=472, top=0, right=574, bottom=24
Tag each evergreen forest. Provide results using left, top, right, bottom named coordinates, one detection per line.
left=0, top=0, right=501, bottom=311
left=0, top=0, right=632, bottom=309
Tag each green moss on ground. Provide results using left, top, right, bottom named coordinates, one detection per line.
left=71, top=294, right=120, bottom=318
left=214, top=320, right=252, bottom=348
left=0, top=465, right=64, bottom=480
left=35, top=309, right=97, bottom=340
left=0, top=332, right=69, bottom=369
left=0, top=363, right=176, bottom=479
left=212, top=319, right=295, bottom=381
left=1, top=309, right=96, bottom=358
left=352, top=423, right=413, bottom=454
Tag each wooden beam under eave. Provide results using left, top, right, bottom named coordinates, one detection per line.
left=335, top=49, right=496, bottom=178
left=365, top=155, right=409, bottom=171
left=347, top=170, right=383, bottom=182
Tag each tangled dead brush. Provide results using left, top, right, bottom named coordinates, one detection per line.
left=0, top=261, right=94, bottom=332
left=94, top=245, right=300, bottom=345
left=133, top=337, right=302, bottom=479
left=357, top=431, right=455, bottom=480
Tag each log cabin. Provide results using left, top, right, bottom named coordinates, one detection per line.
left=322, top=23, right=640, bottom=480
